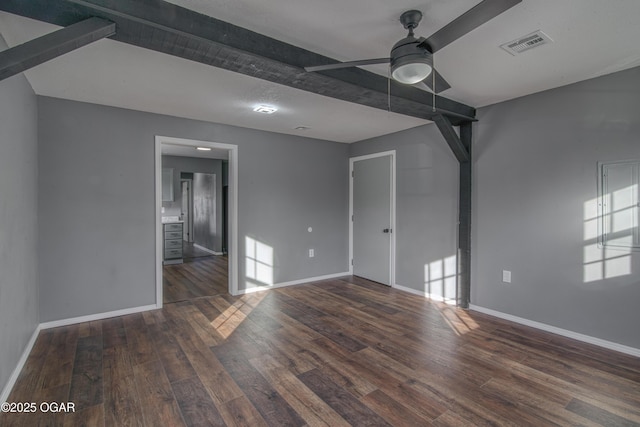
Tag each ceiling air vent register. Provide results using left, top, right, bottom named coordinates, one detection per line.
left=500, top=30, right=553, bottom=55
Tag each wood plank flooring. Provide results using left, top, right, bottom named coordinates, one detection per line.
left=2, top=276, right=640, bottom=426
left=163, top=256, right=228, bottom=303
left=182, top=242, right=216, bottom=260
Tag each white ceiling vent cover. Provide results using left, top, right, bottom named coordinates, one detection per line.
left=500, top=30, right=553, bottom=56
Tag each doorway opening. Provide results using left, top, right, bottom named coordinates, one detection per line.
left=155, top=136, right=238, bottom=308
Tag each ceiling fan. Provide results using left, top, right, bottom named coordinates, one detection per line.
left=305, top=0, right=522, bottom=93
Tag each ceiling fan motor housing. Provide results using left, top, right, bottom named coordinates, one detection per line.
left=391, top=35, right=432, bottom=63
left=390, top=35, right=433, bottom=83
left=393, top=9, right=432, bottom=67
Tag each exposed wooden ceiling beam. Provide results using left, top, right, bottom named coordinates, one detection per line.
left=432, top=114, right=470, bottom=162
left=0, top=16, right=115, bottom=82
left=0, top=0, right=476, bottom=124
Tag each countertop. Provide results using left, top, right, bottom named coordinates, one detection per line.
left=162, top=216, right=184, bottom=224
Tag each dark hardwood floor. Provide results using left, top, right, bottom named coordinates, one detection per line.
left=163, top=255, right=228, bottom=304
left=182, top=242, right=216, bottom=260
left=2, top=276, right=640, bottom=426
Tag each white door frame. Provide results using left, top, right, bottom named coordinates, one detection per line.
left=155, top=135, right=239, bottom=307
left=349, top=150, right=396, bottom=287
left=180, top=178, right=193, bottom=242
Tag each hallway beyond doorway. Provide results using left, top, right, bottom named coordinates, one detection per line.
left=163, top=255, right=228, bottom=304
left=182, top=241, right=215, bottom=259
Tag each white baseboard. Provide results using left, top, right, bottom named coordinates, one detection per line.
left=469, top=304, right=640, bottom=358
left=1, top=325, right=41, bottom=404
left=237, top=272, right=350, bottom=295
left=393, top=284, right=458, bottom=305
left=193, top=244, right=220, bottom=256
left=2, top=304, right=157, bottom=403
left=39, top=304, right=158, bottom=330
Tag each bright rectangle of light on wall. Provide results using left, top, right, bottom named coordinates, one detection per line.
left=246, top=236, right=274, bottom=286
left=583, top=160, right=639, bottom=283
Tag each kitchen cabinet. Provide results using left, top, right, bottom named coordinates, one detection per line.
left=163, top=222, right=183, bottom=264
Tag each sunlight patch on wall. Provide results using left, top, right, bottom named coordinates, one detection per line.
left=611, top=184, right=638, bottom=234
left=246, top=236, right=274, bottom=286
left=583, top=196, right=600, bottom=241
left=583, top=241, right=632, bottom=282
left=598, top=161, right=639, bottom=250
left=583, top=172, right=637, bottom=283
left=424, top=254, right=458, bottom=304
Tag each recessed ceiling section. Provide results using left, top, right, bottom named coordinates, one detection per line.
left=2, top=0, right=640, bottom=142
left=0, top=11, right=429, bottom=143
left=168, top=0, right=640, bottom=108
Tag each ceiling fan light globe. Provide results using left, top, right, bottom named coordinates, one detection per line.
left=391, top=62, right=432, bottom=84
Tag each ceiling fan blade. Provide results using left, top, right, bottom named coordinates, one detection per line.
left=413, top=81, right=433, bottom=93
left=305, top=58, right=390, bottom=72
left=419, top=0, right=522, bottom=53
left=420, top=69, right=451, bottom=93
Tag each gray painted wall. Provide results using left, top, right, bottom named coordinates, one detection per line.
left=350, top=67, right=640, bottom=350
left=349, top=124, right=460, bottom=300
left=162, top=155, right=224, bottom=252
left=0, top=37, right=39, bottom=396
left=38, top=96, right=349, bottom=322
left=473, top=66, right=640, bottom=348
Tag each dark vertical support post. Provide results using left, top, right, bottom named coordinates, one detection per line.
left=458, top=122, right=472, bottom=308
left=433, top=115, right=473, bottom=307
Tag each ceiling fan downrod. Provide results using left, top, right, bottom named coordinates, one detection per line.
left=399, top=9, right=423, bottom=32
left=400, top=10, right=422, bottom=37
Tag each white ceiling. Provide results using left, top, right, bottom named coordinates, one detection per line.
left=2, top=0, right=640, bottom=143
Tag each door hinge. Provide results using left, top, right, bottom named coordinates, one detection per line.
left=351, top=259, right=353, bottom=266
left=351, top=215, right=354, bottom=222
left=351, top=170, right=354, bottom=178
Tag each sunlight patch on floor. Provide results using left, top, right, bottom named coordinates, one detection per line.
left=210, top=292, right=267, bottom=338
left=439, top=305, right=479, bottom=336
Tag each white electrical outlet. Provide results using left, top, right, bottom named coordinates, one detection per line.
left=502, top=270, right=512, bottom=283
left=309, top=249, right=314, bottom=258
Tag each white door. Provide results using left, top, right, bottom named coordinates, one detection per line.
left=351, top=153, right=394, bottom=286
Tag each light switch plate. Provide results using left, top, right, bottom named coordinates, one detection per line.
left=502, top=270, right=512, bottom=283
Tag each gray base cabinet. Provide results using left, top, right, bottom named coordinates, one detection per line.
left=163, top=222, right=183, bottom=264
